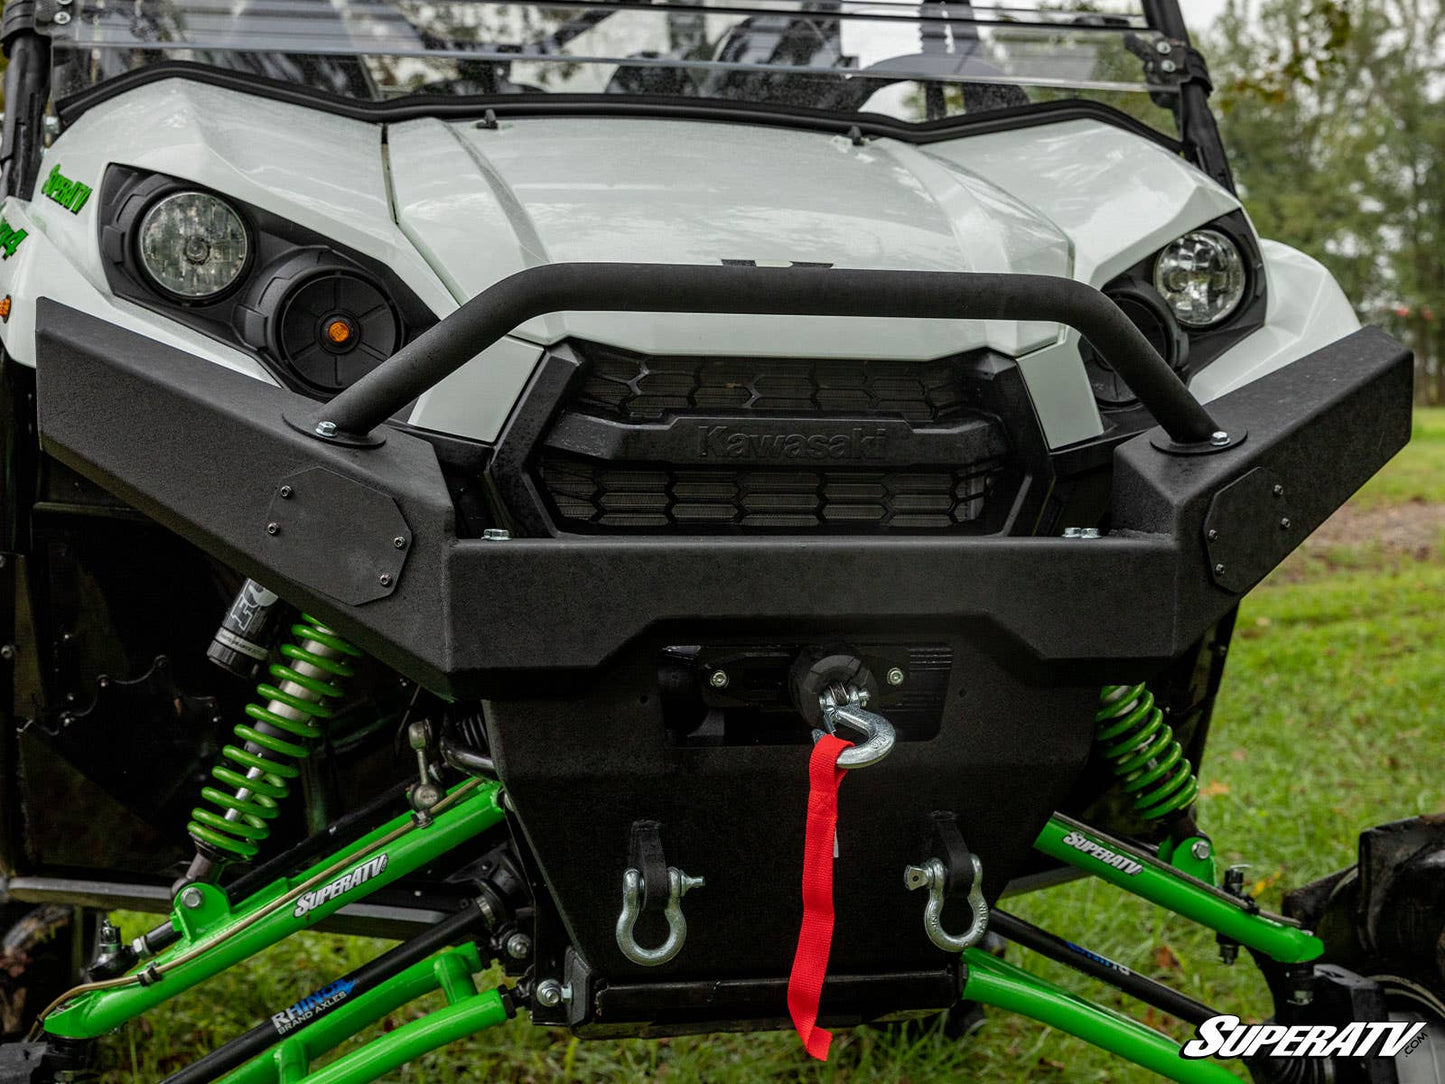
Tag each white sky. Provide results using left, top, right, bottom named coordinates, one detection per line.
left=1184, top=0, right=1231, bottom=33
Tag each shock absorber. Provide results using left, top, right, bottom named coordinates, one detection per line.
left=1094, top=683, right=1199, bottom=823
left=183, top=614, right=362, bottom=885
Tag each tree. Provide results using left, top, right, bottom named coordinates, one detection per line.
left=1208, top=0, right=1445, bottom=402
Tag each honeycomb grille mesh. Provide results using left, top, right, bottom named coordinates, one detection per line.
left=576, top=353, right=972, bottom=423
left=540, top=453, right=1004, bottom=531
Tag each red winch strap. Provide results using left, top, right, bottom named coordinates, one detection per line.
left=787, top=733, right=853, bottom=1061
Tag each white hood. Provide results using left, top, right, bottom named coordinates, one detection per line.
left=386, top=116, right=1073, bottom=360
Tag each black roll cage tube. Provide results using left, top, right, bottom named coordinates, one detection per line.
left=302, top=262, right=1225, bottom=449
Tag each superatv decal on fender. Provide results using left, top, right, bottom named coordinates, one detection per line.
left=293, top=853, right=390, bottom=917
left=1060, top=830, right=1144, bottom=876
left=41, top=165, right=92, bottom=214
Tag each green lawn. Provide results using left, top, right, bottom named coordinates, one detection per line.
left=95, top=411, right=1445, bottom=1083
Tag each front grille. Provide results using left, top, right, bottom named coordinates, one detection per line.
left=576, top=353, right=974, bottom=423
left=521, top=344, right=1028, bottom=536
left=540, top=453, right=1004, bottom=531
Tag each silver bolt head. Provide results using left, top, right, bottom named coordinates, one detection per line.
left=1207, top=529, right=1219, bottom=541
left=1273, top=484, right=1285, bottom=497
left=0, top=645, right=13, bottom=661
left=1155, top=39, right=1172, bottom=54
left=314, top=421, right=337, bottom=438
left=1191, top=840, right=1212, bottom=861
left=482, top=528, right=512, bottom=541
left=708, top=669, right=729, bottom=689
left=1214, top=562, right=1227, bottom=575
left=279, top=485, right=293, bottom=499
left=505, top=933, right=533, bottom=960
left=1210, top=430, right=1230, bottom=447
left=180, top=887, right=204, bottom=910
left=1160, top=58, right=1177, bottom=72
left=54, top=10, right=72, bottom=24
left=266, top=522, right=280, bottom=536
left=393, top=536, right=407, bottom=549
left=534, top=979, right=564, bottom=1008
left=1062, top=527, right=1083, bottom=538
left=904, top=864, right=933, bottom=891
left=1280, top=518, right=1292, bottom=529
left=379, top=573, right=393, bottom=587
left=886, top=667, right=905, bottom=687
left=678, top=872, right=705, bottom=895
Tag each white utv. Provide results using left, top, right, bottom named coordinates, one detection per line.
left=0, top=2, right=1431, bottom=1082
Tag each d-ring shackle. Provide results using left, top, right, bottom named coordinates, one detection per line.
left=616, top=866, right=704, bottom=967
left=905, top=854, right=989, bottom=953
left=814, top=684, right=896, bottom=769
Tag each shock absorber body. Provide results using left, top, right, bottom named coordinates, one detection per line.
left=184, top=615, right=361, bottom=886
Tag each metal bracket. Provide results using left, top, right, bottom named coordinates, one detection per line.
left=813, top=684, right=896, bottom=769
left=615, top=866, right=703, bottom=967
left=1203, top=466, right=1297, bottom=593
left=262, top=467, right=411, bottom=605
left=906, top=854, right=989, bottom=953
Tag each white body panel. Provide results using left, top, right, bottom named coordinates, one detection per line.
left=0, top=78, right=1365, bottom=449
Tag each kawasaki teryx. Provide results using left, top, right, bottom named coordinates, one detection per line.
left=0, top=1, right=1433, bottom=1081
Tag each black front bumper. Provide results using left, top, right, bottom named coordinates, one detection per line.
left=34, top=300, right=1411, bottom=698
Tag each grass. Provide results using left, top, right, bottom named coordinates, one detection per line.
left=92, top=411, right=1445, bottom=1082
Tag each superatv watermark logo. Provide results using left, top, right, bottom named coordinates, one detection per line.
left=1182, top=1015, right=1427, bottom=1060
left=696, top=425, right=887, bottom=460
left=293, top=853, right=389, bottom=918
left=1060, top=830, right=1144, bottom=876
left=270, top=977, right=357, bottom=1035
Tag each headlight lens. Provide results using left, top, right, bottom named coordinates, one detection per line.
left=137, top=191, right=249, bottom=300
left=1153, top=229, right=1247, bottom=328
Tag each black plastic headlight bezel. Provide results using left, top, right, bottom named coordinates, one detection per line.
left=97, top=165, right=437, bottom=399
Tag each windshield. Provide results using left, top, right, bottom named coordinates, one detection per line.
left=55, top=1, right=1179, bottom=128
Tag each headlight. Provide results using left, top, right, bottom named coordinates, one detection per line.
left=1153, top=229, right=1247, bottom=328
left=137, top=191, right=250, bottom=300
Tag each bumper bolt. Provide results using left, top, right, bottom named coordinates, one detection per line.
left=534, top=979, right=567, bottom=1008
left=505, top=933, right=533, bottom=960
left=1210, top=430, right=1230, bottom=447
left=886, top=667, right=905, bottom=687
left=709, top=670, right=729, bottom=689
left=179, top=887, right=204, bottom=910
left=1191, top=840, right=1212, bottom=861
left=314, top=421, right=337, bottom=438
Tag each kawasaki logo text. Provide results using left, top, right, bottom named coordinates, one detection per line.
left=293, top=853, right=389, bottom=917
left=697, top=425, right=887, bottom=460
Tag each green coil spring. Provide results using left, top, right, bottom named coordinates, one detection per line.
left=1094, top=683, right=1199, bottom=822
left=187, top=616, right=363, bottom=861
